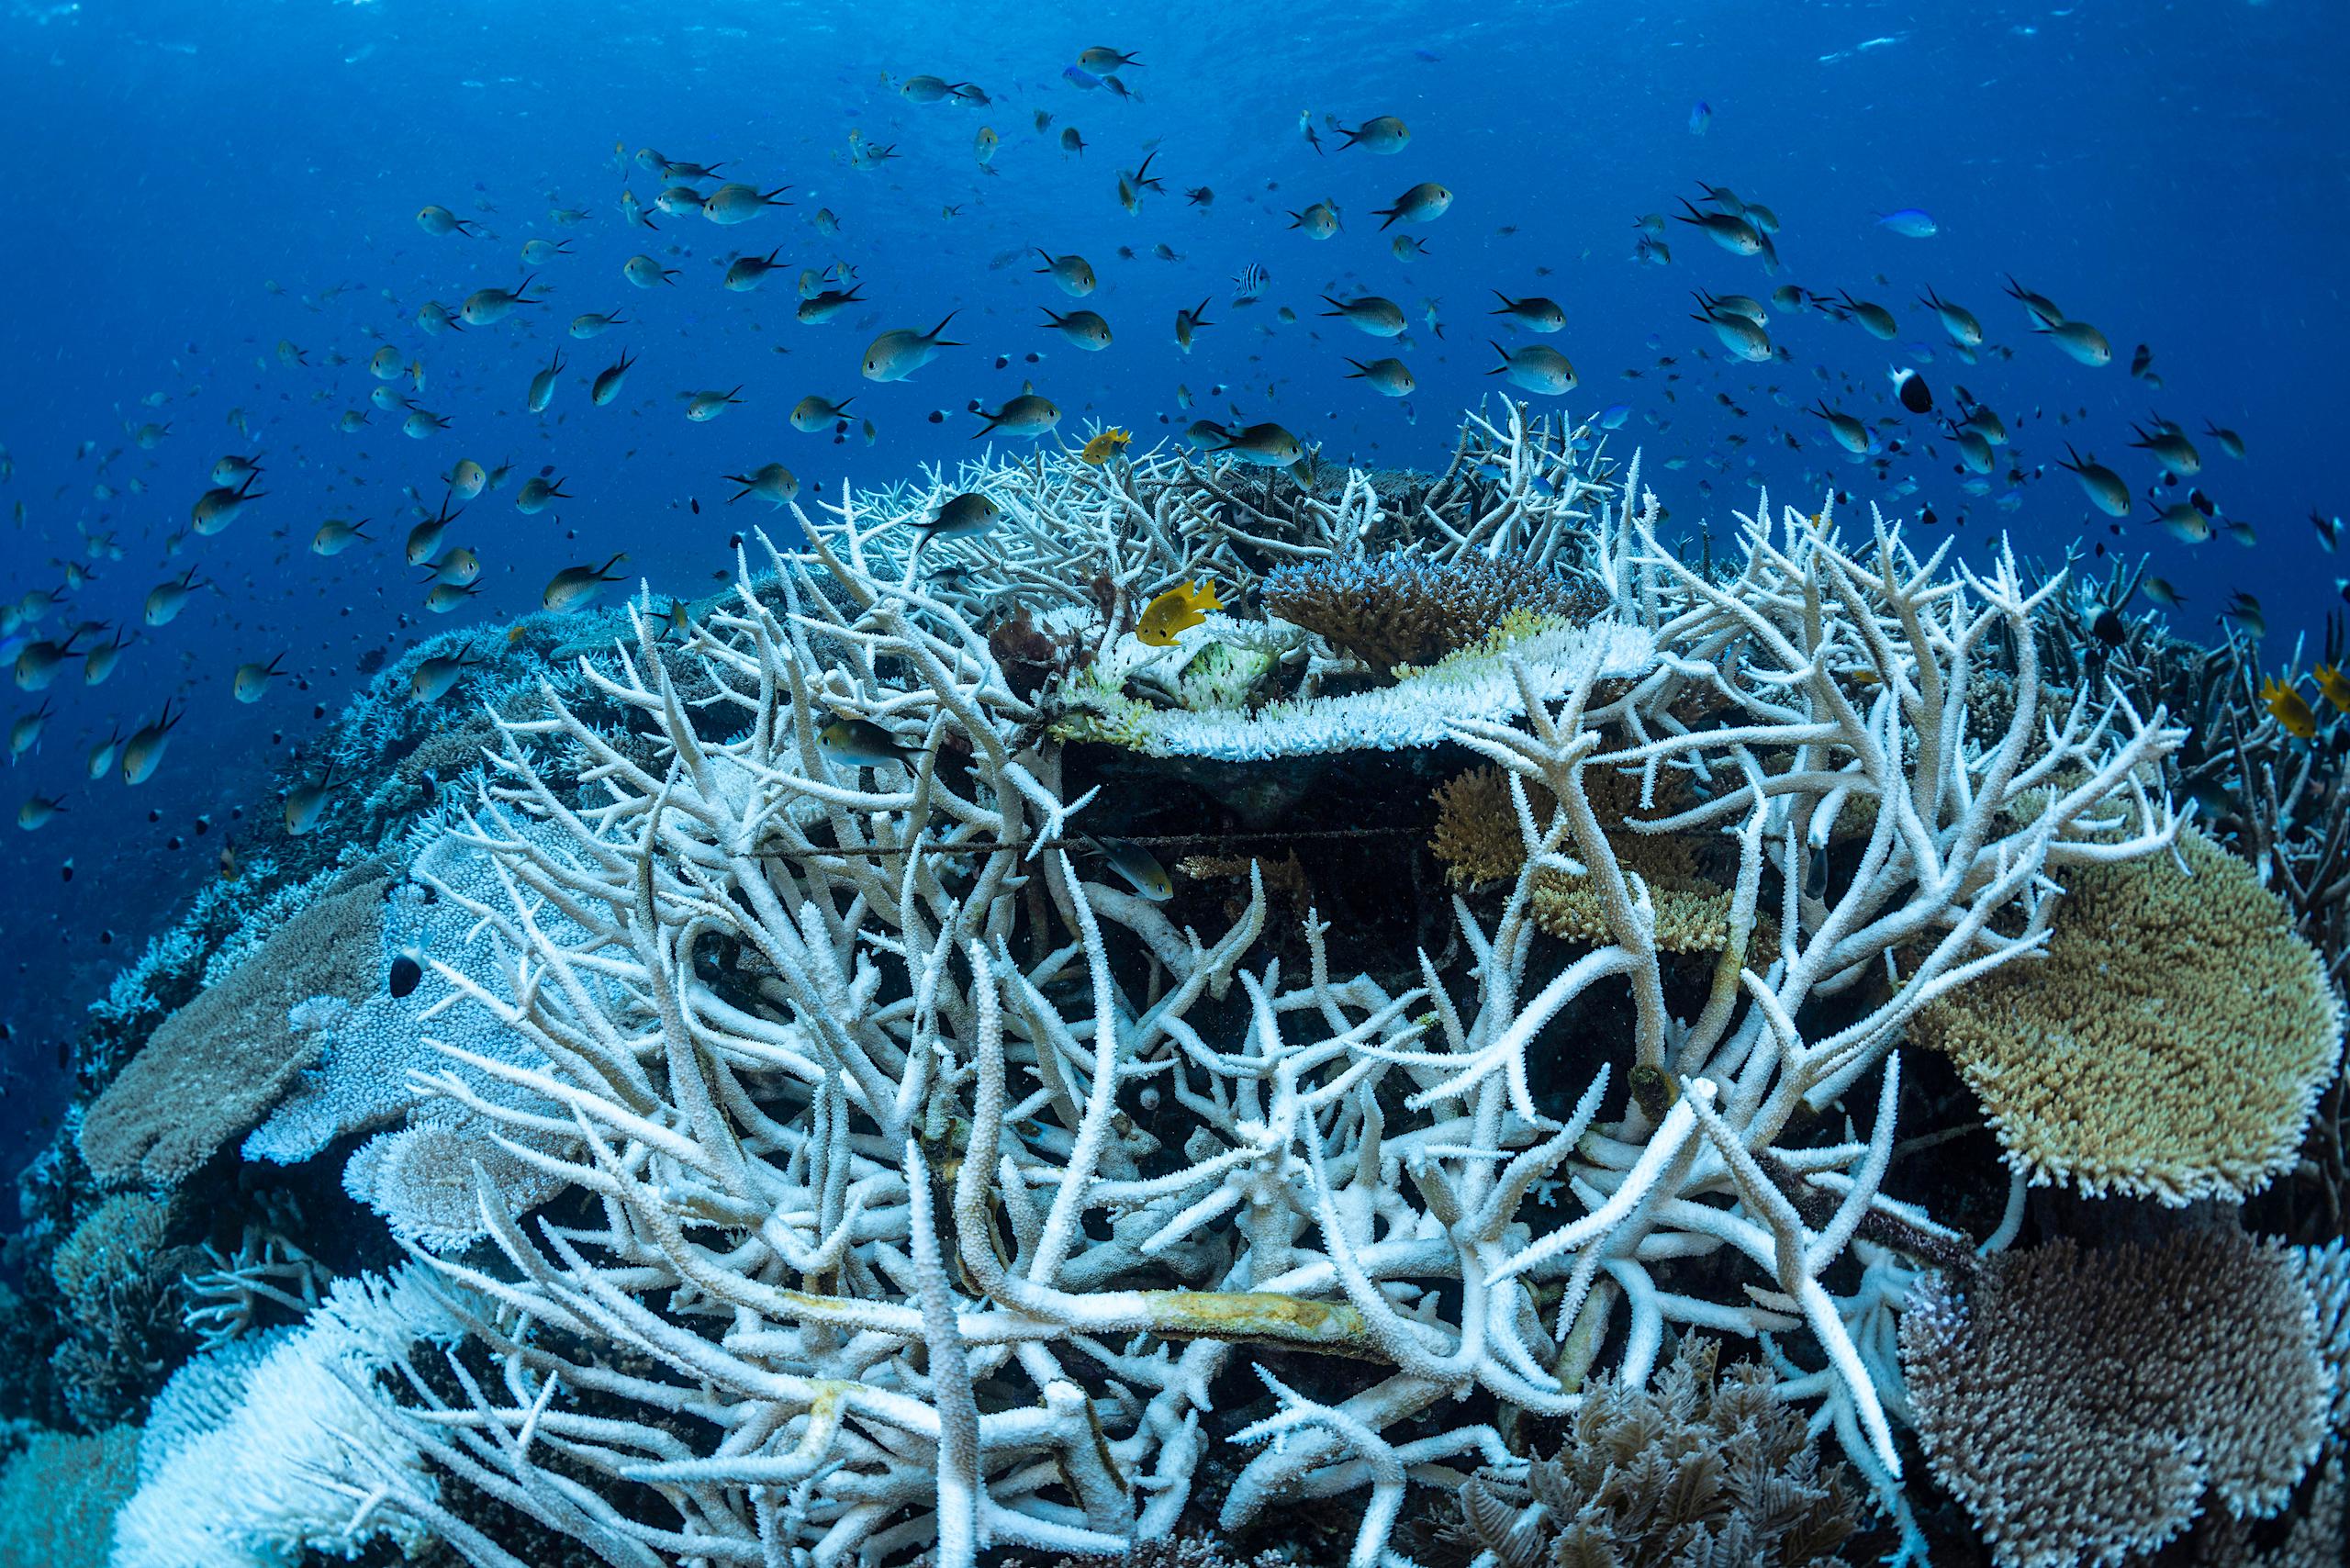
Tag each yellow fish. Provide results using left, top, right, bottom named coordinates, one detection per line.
left=1079, top=427, right=1131, bottom=465
left=1136, top=579, right=1220, bottom=646
left=2315, top=664, right=2350, bottom=716
left=2261, top=675, right=2316, bottom=741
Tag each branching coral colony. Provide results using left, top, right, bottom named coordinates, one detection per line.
left=243, top=405, right=2323, bottom=1567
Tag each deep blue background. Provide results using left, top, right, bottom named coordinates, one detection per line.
left=2, top=0, right=2345, bottom=1169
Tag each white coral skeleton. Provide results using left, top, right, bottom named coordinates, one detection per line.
left=361, top=407, right=2187, bottom=1568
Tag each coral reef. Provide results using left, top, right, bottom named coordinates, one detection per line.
left=1899, top=1229, right=2329, bottom=1567
left=1430, top=762, right=1556, bottom=887
left=13, top=411, right=2350, bottom=1568
left=1907, top=823, right=2342, bottom=1204
left=242, top=823, right=595, bottom=1250
left=1430, top=762, right=1753, bottom=955
left=299, top=423, right=2203, bottom=1568
left=50, top=1192, right=174, bottom=1315
left=1452, top=1336, right=1858, bottom=1567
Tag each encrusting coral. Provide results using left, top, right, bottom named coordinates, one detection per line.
left=1907, top=823, right=2343, bottom=1205
left=1452, top=1336, right=1859, bottom=1567
left=76, top=864, right=389, bottom=1188
left=1899, top=1228, right=2330, bottom=1568
left=50, top=1193, right=173, bottom=1316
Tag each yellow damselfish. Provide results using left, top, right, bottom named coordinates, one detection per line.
left=2261, top=675, right=2316, bottom=741
left=1079, top=427, right=1131, bottom=465
left=2314, top=663, right=2350, bottom=716
left=1136, top=579, right=1221, bottom=646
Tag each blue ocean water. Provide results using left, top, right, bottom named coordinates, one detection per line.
left=0, top=0, right=2343, bottom=1168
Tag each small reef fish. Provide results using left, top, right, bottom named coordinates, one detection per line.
left=590, top=350, right=638, bottom=406
left=2314, top=664, right=2350, bottom=715
left=1373, top=181, right=1451, bottom=229
left=543, top=554, right=629, bottom=611
left=516, top=474, right=571, bottom=514
left=2056, top=445, right=2132, bottom=519
left=312, top=517, right=371, bottom=555
left=686, top=386, right=744, bottom=421
left=1136, top=579, right=1221, bottom=646
left=1078, top=428, right=1131, bottom=465
left=973, top=392, right=1061, bottom=441
left=1319, top=295, right=1406, bottom=337
left=818, top=717, right=914, bottom=767
left=119, top=700, right=184, bottom=786
left=1089, top=834, right=1173, bottom=900
left=1173, top=300, right=1212, bottom=352
left=1490, top=292, right=1567, bottom=333
left=1338, top=115, right=1409, bottom=153
left=1034, top=251, right=1097, bottom=297
left=862, top=314, right=961, bottom=381
left=912, top=491, right=1002, bottom=560
left=1040, top=307, right=1113, bottom=351
left=411, top=651, right=486, bottom=701
left=231, top=653, right=285, bottom=703
left=726, top=463, right=800, bottom=507
left=1487, top=342, right=1578, bottom=395
left=2262, top=676, right=2317, bottom=740
left=284, top=764, right=340, bottom=837
left=1346, top=357, right=1416, bottom=397
left=791, top=394, right=856, bottom=431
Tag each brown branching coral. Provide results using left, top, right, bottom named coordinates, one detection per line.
left=50, top=1193, right=173, bottom=1316
left=43, top=1191, right=196, bottom=1429
left=1264, top=551, right=1606, bottom=671
left=1907, top=825, right=2342, bottom=1204
left=1899, top=1229, right=2329, bottom=1568
left=1429, top=763, right=1749, bottom=954
left=1454, top=1337, right=1858, bottom=1568
left=1429, top=763, right=1556, bottom=887
left=989, top=603, right=1097, bottom=700
left=77, top=865, right=390, bottom=1188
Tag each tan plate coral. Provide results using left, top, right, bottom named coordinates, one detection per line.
left=1908, top=823, right=2344, bottom=1204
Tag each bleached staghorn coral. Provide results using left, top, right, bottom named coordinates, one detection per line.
left=366, top=423, right=2190, bottom=1568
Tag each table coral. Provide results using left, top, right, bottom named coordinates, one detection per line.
left=1908, top=824, right=2343, bottom=1204
left=1900, top=1230, right=2329, bottom=1567
left=77, top=867, right=388, bottom=1187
